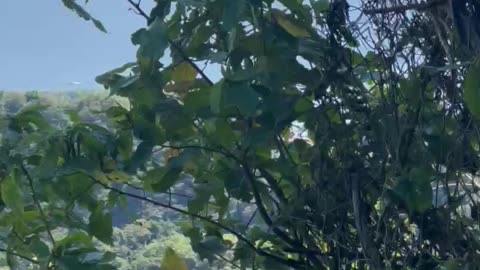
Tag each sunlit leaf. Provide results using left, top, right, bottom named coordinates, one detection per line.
left=160, top=247, right=189, bottom=270
left=172, top=62, right=198, bottom=83
left=1, top=170, right=24, bottom=215
left=271, top=9, right=311, bottom=38
left=464, top=58, right=480, bottom=119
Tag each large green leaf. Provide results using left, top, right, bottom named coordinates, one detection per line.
left=132, top=17, right=169, bottom=61
left=222, top=0, right=246, bottom=31
left=221, top=82, right=260, bottom=116
left=464, top=59, right=480, bottom=119
left=146, top=167, right=182, bottom=192
left=88, top=204, right=113, bottom=245
left=394, top=168, right=433, bottom=213
left=1, top=170, right=24, bottom=215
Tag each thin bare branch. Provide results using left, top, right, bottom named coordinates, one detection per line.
left=0, top=248, right=39, bottom=265
left=363, top=0, right=446, bottom=15
left=126, top=0, right=214, bottom=86
left=92, top=177, right=306, bottom=269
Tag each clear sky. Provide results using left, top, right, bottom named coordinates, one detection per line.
left=0, top=1, right=152, bottom=91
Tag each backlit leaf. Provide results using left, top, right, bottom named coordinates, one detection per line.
left=272, top=10, right=311, bottom=38
left=464, top=58, right=480, bottom=119
left=160, top=247, right=188, bottom=270
left=1, top=171, right=23, bottom=215
left=172, top=62, right=198, bottom=83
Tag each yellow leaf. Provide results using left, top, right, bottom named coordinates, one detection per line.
left=172, top=62, right=197, bottom=83
left=93, top=170, right=109, bottom=185
left=160, top=248, right=189, bottom=270
left=272, top=10, right=311, bottom=38
left=106, top=171, right=129, bottom=183
left=163, top=149, right=180, bottom=162
left=223, top=233, right=238, bottom=245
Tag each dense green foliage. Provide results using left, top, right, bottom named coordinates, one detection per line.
left=3, top=0, right=480, bottom=269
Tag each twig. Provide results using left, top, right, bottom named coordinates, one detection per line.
left=216, top=254, right=241, bottom=269
left=91, top=177, right=305, bottom=268
left=363, top=0, right=446, bottom=15
left=0, top=247, right=39, bottom=264
left=126, top=0, right=214, bottom=86
left=20, top=164, right=56, bottom=247
left=127, top=0, right=149, bottom=20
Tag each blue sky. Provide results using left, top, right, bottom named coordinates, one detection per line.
left=0, top=1, right=152, bottom=91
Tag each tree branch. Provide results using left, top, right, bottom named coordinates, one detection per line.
left=0, top=247, right=39, bottom=265
left=363, top=0, right=446, bottom=15
left=351, top=172, right=380, bottom=268
left=126, top=0, right=149, bottom=20
left=258, top=168, right=288, bottom=204
left=92, top=177, right=305, bottom=268
left=20, top=164, right=56, bottom=247
left=126, top=0, right=214, bottom=86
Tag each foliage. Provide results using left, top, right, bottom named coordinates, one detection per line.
left=3, top=0, right=480, bottom=269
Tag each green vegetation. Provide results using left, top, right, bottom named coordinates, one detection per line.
left=3, top=0, right=480, bottom=269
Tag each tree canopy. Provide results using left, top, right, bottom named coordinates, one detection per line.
left=2, top=0, right=480, bottom=269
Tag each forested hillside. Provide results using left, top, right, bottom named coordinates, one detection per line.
left=0, top=91, right=244, bottom=269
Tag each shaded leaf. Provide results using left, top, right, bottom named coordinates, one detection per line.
left=222, top=82, right=260, bottom=116
left=132, top=17, right=169, bottom=61
left=62, top=0, right=107, bottom=32
left=272, top=9, right=311, bottom=38
left=223, top=0, right=246, bottom=30
left=88, top=204, right=113, bottom=245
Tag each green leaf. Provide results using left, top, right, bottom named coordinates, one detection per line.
left=271, top=9, right=311, bottom=38
left=62, top=0, right=107, bottom=32
left=132, top=17, right=169, bottom=61
left=30, top=237, right=50, bottom=261
left=222, top=82, right=260, bottom=116
left=116, top=130, right=133, bottom=160
left=88, top=204, right=113, bottom=245
left=310, top=0, right=330, bottom=15
left=1, top=170, right=24, bottom=215
left=127, top=141, right=154, bottom=173
left=197, top=236, right=227, bottom=261
left=394, top=168, right=433, bottom=213
left=209, top=81, right=223, bottom=114
left=464, top=59, right=480, bottom=119
left=148, top=167, right=182, bottom=192
left=160, top=247, right=189, bottom=270
left=172, top=62, right=198, bottom=83
left=223, top=0, right=246, bottom=30
left=183, top=87, right=211, bottom=114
